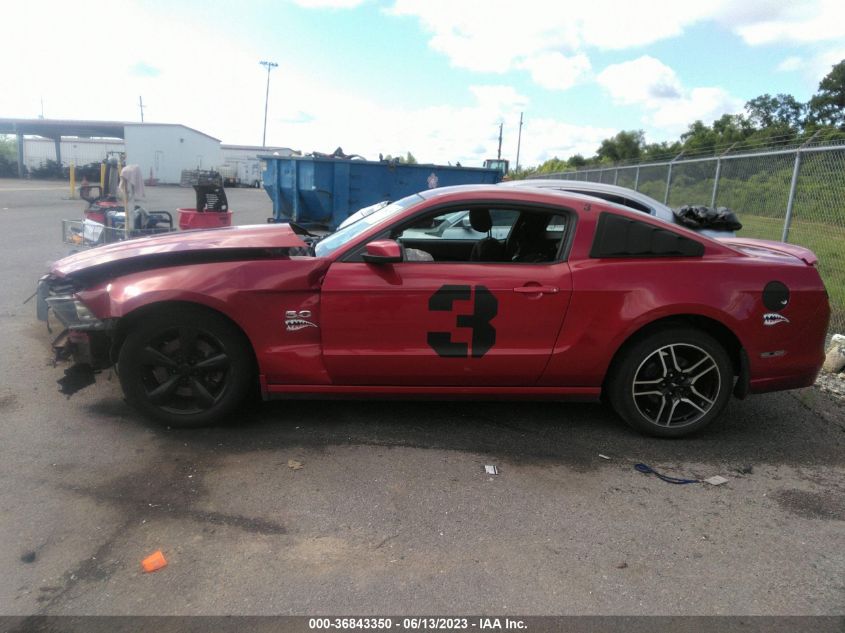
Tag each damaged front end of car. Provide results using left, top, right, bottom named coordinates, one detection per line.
left=37, top=274, right=117, bottom=396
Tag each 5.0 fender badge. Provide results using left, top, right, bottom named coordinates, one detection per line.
left=285, top=310, right=317, bottom=331
left=763, top=313, right=790, bottom=326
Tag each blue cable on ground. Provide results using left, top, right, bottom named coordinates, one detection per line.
left=634, top=463, right=700, bottom=484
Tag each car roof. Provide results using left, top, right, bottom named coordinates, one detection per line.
left=414, top=183, right=651, bottom=217
left=418, top=183, right=611, bottom=203
left=501, top=178, right=669, bottom=210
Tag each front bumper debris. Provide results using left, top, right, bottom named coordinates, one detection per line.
left=37, top=275, right=117, bottom=397
left=57, top=364, right=97, bottom=396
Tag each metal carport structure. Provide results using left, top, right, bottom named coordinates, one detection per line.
left=0, top=118, right=126, bottom=177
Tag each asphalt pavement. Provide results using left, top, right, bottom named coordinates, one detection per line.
left=0, top=179, right=843, bottom=616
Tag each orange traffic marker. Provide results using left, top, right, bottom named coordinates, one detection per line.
left=141, top=550, right=167, bottom=573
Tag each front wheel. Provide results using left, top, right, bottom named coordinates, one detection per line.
left=607, top=328, right=733, bottom=438
left=118, top=307, right=253, bottom=427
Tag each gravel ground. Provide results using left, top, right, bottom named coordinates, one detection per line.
left=0, top=179, right=843, bottom=617
left=817, top=371, right=845, bottom=398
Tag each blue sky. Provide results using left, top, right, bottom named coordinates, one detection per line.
left=2, top=0, right=843, bottom=166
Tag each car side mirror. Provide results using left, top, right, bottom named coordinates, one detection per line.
left=460, top=216, right=473, bottom=230
left=362, top=239, right=403, bottom=264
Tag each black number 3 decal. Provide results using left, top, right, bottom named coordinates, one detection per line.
left=427, top=284, right=497, bottom=358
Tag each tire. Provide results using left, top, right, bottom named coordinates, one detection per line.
left=118, top=306, right=254, bottom=427
left=607, top=327, right=733, bottom=438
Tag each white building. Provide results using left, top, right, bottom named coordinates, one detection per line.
left=22, top=137, right=125, bottom=172
left=124, top=123, right=222, bottom=185
left=6, top=118, right=299, bottom=185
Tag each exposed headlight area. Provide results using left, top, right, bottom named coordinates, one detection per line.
left=45, top=296, right=106, bottom=330
left=36, top=276, right=116, bottom=385
left=37, top=274, right=107, bottom=331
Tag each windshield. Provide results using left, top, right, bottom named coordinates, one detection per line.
left=337, top=200, right=391, bottom=230
left=314, top=193, right=424, bottom=257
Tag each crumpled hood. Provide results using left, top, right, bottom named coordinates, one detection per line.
left=52, top=223, right=309, bottom=281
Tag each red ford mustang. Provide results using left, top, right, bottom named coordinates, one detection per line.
left=37, top=185, right=829, bottom=437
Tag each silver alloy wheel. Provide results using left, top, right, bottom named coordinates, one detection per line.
left=631, top=343, right=721, bottom=428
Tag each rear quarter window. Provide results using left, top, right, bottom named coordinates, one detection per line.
left=590, top=212, right=704, bottom=258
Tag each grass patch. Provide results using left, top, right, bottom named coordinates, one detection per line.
left=739, top=214, right=845, bottom=332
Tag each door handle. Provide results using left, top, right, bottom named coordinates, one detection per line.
left=513, top=285, right=559, bottom=294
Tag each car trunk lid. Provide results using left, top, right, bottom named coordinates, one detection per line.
left=721, top=237, right=818, bottom=266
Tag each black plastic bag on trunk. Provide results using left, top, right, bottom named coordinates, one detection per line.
left=674, top=205, right=742, bottom=231
left=674, top=205, right=743, bottom=231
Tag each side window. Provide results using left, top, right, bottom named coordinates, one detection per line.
left=507, top=213, right=568, bottom=263
left=590, top=212, right=704, bottom=258
left=489, top=210, right=520, bottom=231
left=391, top=207, right=570, bottom=264
left=395, top=209, right=518, bottom=242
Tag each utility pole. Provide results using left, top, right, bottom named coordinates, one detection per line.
left=138, top=96, right=145, bottom=122
left=497, top=122, right=503, bottom=160
left=260, top=60, right=278, bottom=147
left=515, top=112, right=524, bottom=171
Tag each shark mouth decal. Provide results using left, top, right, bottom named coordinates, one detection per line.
left=285, top=309, right=318, bottom=332
left=763, top=313, right=790, bottom=326
left=285, top=318, right=318, bottom=331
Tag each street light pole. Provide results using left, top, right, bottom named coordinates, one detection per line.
left=260, top=60, right=278, bottom=147
left=497, top=122, right=503, bottom=160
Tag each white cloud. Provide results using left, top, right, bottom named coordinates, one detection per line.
left=777, top=56, right=803, bottom=72
left=596, top=56, right=742, bottom=137
left=596, top=56, right=682, bottom=105
left=384, top=0, right=845, bottom=96
left=811, top=46, right=845, bottom=81
left=291, top=0, right=367, bottom=7
left=0, top=0, right=606, bottom=167
left=383, top=1, right=724, bottom=90
left=732, top=0, right=845, bottom=46
left=274, top=84, right=527, bottom=164
left=648, top=87, right=743, bottom=133
left=467, top=85, right=529, bottom=112
left=772, top=47, right=845, bottom=87
left=518, top=53, right=591, bottom=91
left=519, top=119, right=616, bottom=164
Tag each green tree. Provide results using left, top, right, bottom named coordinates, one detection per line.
left=534, top=157, right=568, bottom=173
left=680, top=114, right=753, bottom=154
left=807, top=60, right=845, bottom=128
left=745, top=93, right=805, bottom=129
left=0, top=135, right=19, bottom=178
left=383, top=152, right=419, bottom=164
left=596, top=130, right=645, bottom=162
left=643, top=140, right=682, bottom=160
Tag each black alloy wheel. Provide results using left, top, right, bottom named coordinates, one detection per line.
left=118, top=307, right=253, bottom=427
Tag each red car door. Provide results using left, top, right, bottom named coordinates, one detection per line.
left=320, top=259, right=572, bottom=386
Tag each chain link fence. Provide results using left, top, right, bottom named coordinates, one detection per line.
left=536, top=143, right=845, bottom=334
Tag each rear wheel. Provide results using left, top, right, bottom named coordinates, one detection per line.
left=608, top=328, right=733, bottom=438
left=118, top=307, right=253, bottom=427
